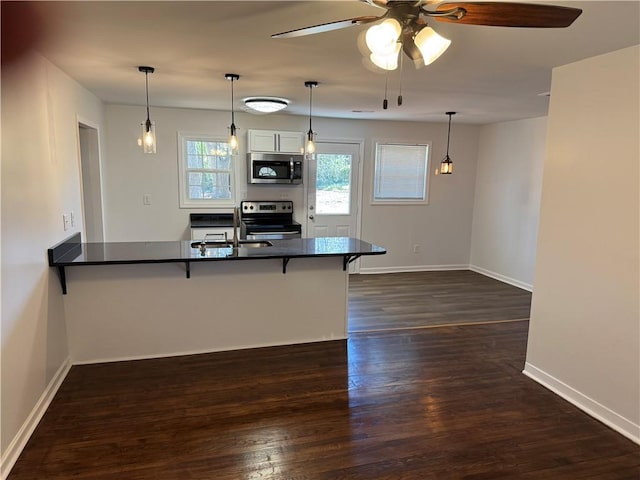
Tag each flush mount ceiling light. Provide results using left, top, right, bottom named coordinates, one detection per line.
left=243, top=97, right=289, bottom=114
left=273, top=1, right=582, bottom=71
left=225, top=73, right=240, bottom=155
left=304, top=81, right=318, bottom=155
left=440, top=111, right=456, bottom=175
left=138, top=66, right=156, bottom=153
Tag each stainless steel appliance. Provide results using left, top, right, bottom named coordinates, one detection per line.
left=240, top=201, right=302, bottom=240
left=247, top=153, right=303, bottom=184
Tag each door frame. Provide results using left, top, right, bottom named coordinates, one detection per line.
left=76, top=115, right=105, bottom=242
left=303, top=136, right=365, bottom=272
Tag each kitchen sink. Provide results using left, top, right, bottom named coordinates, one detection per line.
left=236, top=240, right=273, bottom=248
left=191, top=240, right=273, bottom=249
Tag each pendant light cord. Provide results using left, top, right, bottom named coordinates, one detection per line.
left=446, top=113, right=452, bottom=156
left=145, top=72, right=150, bottom=121
left=308, top=84, right=313, bottom=133
left=230, top=77, right=235, bottom=125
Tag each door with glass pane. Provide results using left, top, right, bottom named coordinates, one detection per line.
left=306, top=142, right=360, bottom=241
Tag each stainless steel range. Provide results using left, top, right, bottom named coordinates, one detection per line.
left=240, top=201, right=302, bottom=240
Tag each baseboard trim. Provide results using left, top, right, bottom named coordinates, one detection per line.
left=359, top=264, right=469, bottom=274
left=469, top=265, right=532, bottom=292
left=523, top=362, right=640, bottom=445
left=1, top=357, right=72, bottom=479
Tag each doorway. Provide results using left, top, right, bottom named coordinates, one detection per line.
left=305, top=140, right=362, bottom=271
left=77, top=121, right=104, bottom=242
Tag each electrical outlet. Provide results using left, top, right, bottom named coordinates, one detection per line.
left=63, top=214, right=71, bottom=231
left=413, top=244, right=420, bottom=254
left=143, top=194, right=152, bottom=205
left=70, top=211, right=75, bottom=227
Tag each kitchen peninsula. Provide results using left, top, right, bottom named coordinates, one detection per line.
left=48, top=234, right=385, bottom=364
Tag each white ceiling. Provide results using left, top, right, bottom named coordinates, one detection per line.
left=29, top=1, right=640, bottom=124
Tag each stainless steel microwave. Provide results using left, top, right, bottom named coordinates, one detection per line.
left=247, top=153, right=303, bottom=185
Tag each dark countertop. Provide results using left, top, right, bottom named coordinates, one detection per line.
left=49, top=235, right=386, bottom=266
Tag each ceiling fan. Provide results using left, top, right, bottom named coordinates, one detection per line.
left=272, top=1, right=583, bottom=70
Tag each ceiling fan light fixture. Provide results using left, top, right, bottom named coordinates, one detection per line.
left=414, top=27, right=451, bottom=66
left=365, top=18, right=401, bottom=57
left=243, top=97, right=289, bottom=113
left=370, top=43, right=401, bottom=70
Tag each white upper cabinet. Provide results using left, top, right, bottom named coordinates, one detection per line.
left=248, top=129, right=304, bottom=154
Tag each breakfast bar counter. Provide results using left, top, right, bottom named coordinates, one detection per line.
left=48, top=234, right=385, bottom=364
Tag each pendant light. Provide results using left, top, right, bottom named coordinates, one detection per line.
left=225, top=73, right=240, bottom=154
left=440, top=111, right=456, bottom=175
left=138, top=66, right=156, bottom=154
left=304, top=81, right=318, bottom=155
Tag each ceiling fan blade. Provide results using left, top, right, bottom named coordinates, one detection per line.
left=272, top=15, right=382, bottom=38
left=432, top=2, right=582, bottom=28
left=360, top=0, right=389, bottom=9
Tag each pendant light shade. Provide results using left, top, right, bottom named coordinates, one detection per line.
left=225, top=73, right=240, bottom=154
left=441, top=112, right=456, bottom=175
left=305, top=81, right=318, bottom=155
left=138, top=66, right=156, bottom=154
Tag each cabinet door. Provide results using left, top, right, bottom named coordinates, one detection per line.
left=277, top=132, right=304, bottom=153
left=248, top=130, right=277, bottom=152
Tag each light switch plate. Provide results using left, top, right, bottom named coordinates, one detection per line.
left=143, top=194, right=152, bottom=205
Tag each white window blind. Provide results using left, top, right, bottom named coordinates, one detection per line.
left=373, top=143, right=429, bottom=204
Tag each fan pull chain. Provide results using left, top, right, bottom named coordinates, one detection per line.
left=383, top=73, right=389, bottom=110
left=397, top=51, right=403, bottom=106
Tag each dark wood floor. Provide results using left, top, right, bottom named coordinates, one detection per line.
left=349, top=270, right=532, bottom=332
left=9, top=323, right=639, bottom=479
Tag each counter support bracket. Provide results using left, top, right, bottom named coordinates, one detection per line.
left=343, top=254, right=361, bottom=271
left=282, top=257, right=290, bottom=274
left=56, top=266, right=68, bottom=295
left=185, top=261, right=191, bottom=278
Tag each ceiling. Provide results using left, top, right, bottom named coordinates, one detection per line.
left=19, top=1, right=640, bottom=124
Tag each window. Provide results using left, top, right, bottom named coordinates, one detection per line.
left=372, top=143, right=430, bottom=204
left=316, top=153, right=353, bottom=215
left=178, top=133, right=236, bottom=208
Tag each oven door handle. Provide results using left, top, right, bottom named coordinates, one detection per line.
left=252, top=231, right=299, bottom=235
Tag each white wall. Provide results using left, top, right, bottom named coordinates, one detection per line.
left=524, top=45, right=640, bottom=443
left=1, top=54, right=106, bottom=473
left=103, top=105, right=480, bottom=271
left=63, top=258, right=348, bottom=363
left=470, top=117, right=547, bottom=290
